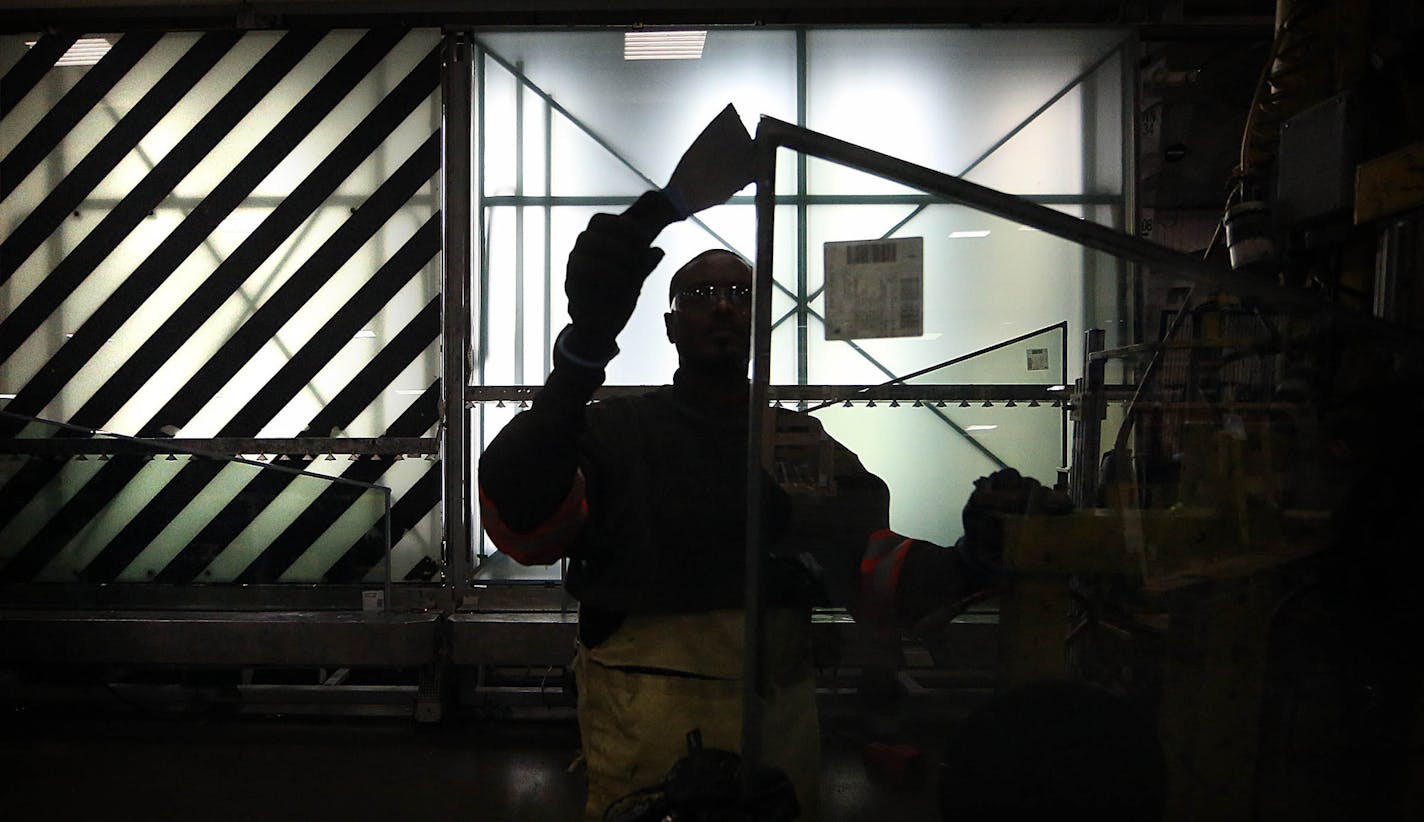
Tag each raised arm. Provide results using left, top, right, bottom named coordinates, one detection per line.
left=479, top=104, right=758, bottom=563
left=478, top=192, right=679, bottom=563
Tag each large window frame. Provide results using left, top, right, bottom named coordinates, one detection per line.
left=454, top=26, right=1138, bottom=586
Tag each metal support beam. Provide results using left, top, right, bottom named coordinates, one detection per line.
left=481, top=193, right=1121, bottom=207
left=795, top=28, right=810, bottom=392
left=543, top=95, right=554, bottom=382
left=0, top=436, right=437, bottom=457
left=742, top=125, right=779, bottom=794
left=467, top=382, right=1090, bottom=404
left=514, top=60, right=526, bottom=386
left=441, top=33, right=474, bottom=599
left=474, top=42, right=489, bottom=563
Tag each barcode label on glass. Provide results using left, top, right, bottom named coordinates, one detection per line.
left=822, top=237, right=924, bottom=341
left=846, top=242, right=898, bottom=265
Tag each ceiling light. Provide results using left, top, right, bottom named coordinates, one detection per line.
left=354, top=329, right=377, bottom=339
left=624, top=31, right=707, bottom=61
left=965, top=424, right=998, bottom=432
left=949, top=230, right=991, bottom=239
left=26, top=37, right=111, bottom=67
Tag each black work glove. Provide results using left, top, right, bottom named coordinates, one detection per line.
left=559, top=211, right=667, bottom=367
left=957, top=468, right=1072, bottom=586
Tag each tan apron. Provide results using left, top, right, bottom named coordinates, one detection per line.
left=574, top=608, right=820, bottom=821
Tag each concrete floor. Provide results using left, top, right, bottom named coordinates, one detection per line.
left=0, top=708, right=948, bottom=822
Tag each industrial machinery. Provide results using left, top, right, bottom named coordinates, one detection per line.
left=990, top=3, right=1424, bottom=817
left=738, top=5, right=1423, bottom=819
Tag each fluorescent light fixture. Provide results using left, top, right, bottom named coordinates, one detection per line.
left=1048, top=384, right=1067, bottom=392
left=354, top=329, right=377, bottom=339
left=965, top=424, right=998, bottom=432
left=0, top=393, right=16, bottom=400
left=624, top=31, right=707, bottom=61
left=949, top=230, right=991, bottom=239
left=26, top=37, right=111, bottom=66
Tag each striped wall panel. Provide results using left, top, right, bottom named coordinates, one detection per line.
left=0, top=30, right=445, bottom=585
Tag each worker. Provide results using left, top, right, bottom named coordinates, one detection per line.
left=478, top=187, right=1044, bottom=821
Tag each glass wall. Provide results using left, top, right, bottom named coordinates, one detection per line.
left=0, top=411, right=392, bottom=587
left=471, top=27, right=1130, bottom=576
left=0, top=30, right=443, bottom=586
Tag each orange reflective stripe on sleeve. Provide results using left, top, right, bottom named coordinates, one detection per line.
left=479, top=470, right=588, bottom=565
left=855, top=529, right=913, bottom=629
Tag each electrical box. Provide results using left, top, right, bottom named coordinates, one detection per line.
left=1277, top=91, right=1363, bottom=226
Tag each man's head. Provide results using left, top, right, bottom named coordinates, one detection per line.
left=664, top=249, right=753, bottom=375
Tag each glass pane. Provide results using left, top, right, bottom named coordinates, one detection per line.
left=0, top=30, right=442, bottom=593
left=0, top=30, right=441, bottom=435
left=477, top=30, right=799, bottom=198
left=800, top=201, right=1105, bottom=384
left=748, top=100, right=1406, bottom=822
left=786, top=194, right=1075, bottom=544
left=479, top=203, right=800, bottom=390
left=0, top=411, right=393, bottom=588
left=471, top=27, right=1125, bottom=584
left=805, top=28, right=1126, bottom=196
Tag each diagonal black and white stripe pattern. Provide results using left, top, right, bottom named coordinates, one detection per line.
left=0, top=29, right=444, bottom=585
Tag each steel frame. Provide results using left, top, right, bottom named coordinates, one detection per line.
left=442, top=33, right=475, bottom=598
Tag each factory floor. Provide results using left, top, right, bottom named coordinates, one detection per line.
left=0, top=708, right=949, bottom=822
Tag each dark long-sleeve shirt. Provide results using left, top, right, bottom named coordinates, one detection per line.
left=480, top=360, right=974, bottom=637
